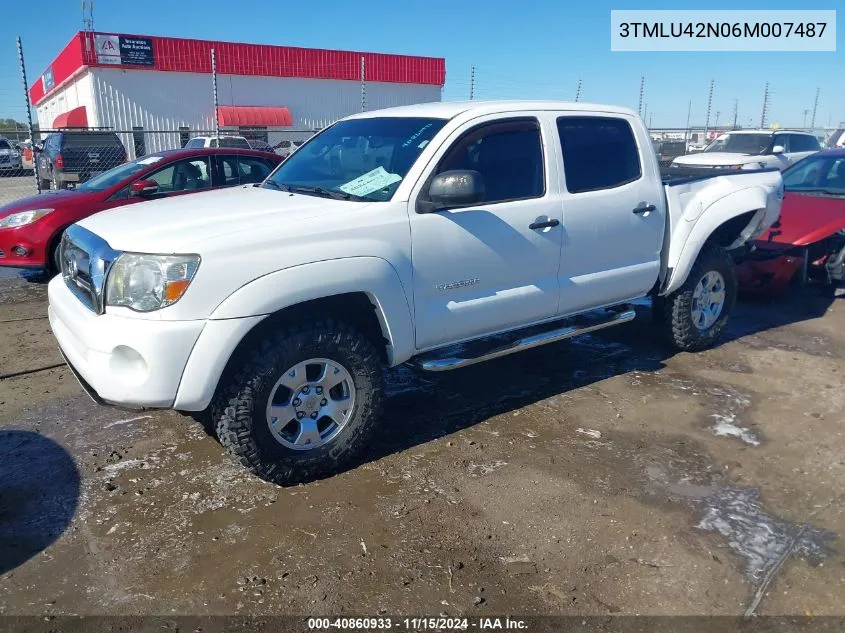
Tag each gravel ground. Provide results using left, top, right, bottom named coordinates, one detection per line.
left=0, top=175, right=38, bottom=208
left=0, top=267, right=843, bottom=618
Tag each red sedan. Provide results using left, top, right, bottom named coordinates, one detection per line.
left=738, top=149, right=845, bottom=295
left=0, top=148, right=282, bottom=273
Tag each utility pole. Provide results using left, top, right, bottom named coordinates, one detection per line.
left=685, top=100, right=691, bottom=143
left=643, top=101, right=648, bottom=125
left=810, top=87, right=820, bottom=129
left=760, top=82, right=770, bottom=129
left=360, top=56, right=366, bottom=112
left=715, top=111, right=721, bottom=128
left=574, top=78, right=582, bottom=102
left=802, top=109, right=810, bottom=130
left=469, top=65, right=475, bottom=100
left=17, top=36, right=41, bottom=194
left=637, top=76, right=644, bottom=117
left=211, top=48, right=219, bottom=140
left=732, top=99, right=738, bottom=129
left=81, top=0, right=95, bottom=31
left=704, top=79, right=714, bottom=139
left=649, top=112, right=653, bottom=129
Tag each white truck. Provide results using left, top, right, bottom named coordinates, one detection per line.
left=669, top=129, right=821, bottom=172
left=48, top=101, right=784, bottom=485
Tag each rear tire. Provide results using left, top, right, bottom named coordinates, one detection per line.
left=39, top=177, right=51, bottom=192
left=657, top=246, right=737, bottom=352
left=212, top=319, right=383, bottom=486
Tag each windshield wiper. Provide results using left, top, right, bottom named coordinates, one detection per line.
left=261, top=180, right=289, bottom=192
left=285, top=185, right=369, bottom=202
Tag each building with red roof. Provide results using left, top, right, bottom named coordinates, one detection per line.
left=30, top=31, right=446, bottom=156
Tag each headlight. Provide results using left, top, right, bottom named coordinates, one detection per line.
left=106, top=253, right=200, bottom=312
left=0, top=208, right=54, bottom=229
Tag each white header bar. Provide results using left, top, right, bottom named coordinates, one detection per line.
left=611, top=10, right=836, bottom=52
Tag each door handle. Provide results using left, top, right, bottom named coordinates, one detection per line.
left=633, top=204, right=656, bottom=215
left=529, top=218, right=560, bottom=230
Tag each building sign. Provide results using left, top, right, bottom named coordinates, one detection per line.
left=94, top=34, right=154, bottom=66
left=42, top=67, right=54, bottom=92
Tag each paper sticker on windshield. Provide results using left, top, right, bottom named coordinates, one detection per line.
left=339, top=166, right=402, bottom=196
left=137, top=156, right=163, bottom=165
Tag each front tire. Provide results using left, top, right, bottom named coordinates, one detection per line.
left=657, top=246, right=737, bottom=352
left=212, top=319, right=384, bottom=486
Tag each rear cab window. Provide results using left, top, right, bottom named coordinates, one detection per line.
left=556, top=116, right=642, bottom=193
left=61, top=133, right=123, bottom=148
left=219, top=137, right=251, bottom=149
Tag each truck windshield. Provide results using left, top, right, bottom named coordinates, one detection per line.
left=264, top=117, right=447, bottom=202
left=704, top=133, right=771, bottom=155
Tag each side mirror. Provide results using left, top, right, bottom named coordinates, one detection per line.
left=419, top=170, right=485, bottom=213
left=772, top=145, right=785, bottom=155
left=130, top=179, right=158, bottom=196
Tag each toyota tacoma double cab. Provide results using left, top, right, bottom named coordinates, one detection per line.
left=48, top=101, right=783, bottom=485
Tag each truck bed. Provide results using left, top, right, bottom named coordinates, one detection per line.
left=661, top=164, right=781, bottom=185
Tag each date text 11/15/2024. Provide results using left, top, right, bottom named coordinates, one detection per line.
left=307, top=617, right=528, bottom=630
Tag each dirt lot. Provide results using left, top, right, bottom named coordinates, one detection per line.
left=0, top=267, right=843, bottom=618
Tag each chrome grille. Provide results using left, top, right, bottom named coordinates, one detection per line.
left=60, top=225, right=121, bottom=314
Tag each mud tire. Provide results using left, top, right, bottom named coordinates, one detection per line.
left=656, top=246, right=737, bottom=352
left=212, top=319, right=383, bottom=486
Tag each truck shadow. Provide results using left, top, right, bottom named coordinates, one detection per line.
left=0, top=430, right=80, bottom=574
left=352, top=288, right=839, bottom=473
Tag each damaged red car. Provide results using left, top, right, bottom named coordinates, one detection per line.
left=737, top=149, right=845, bottom=295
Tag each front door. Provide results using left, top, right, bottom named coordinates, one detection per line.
left=409, top=116, right=563, bottom=350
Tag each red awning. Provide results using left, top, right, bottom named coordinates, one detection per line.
left=53, top=105, right=88, bottom=129
left=217, top=105, right=293, bottom=127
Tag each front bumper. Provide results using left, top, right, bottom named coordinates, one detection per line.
left=48, top=276, right=205, bottom=408
left=0, top=227, right=49, bottom=269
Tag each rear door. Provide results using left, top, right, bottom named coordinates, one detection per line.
left=553, top=113, right=665, bottom=315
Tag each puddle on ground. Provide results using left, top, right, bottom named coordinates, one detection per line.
left=646, top=465, right=836, bottom=583
left=629, top=371, right=763, bottom=446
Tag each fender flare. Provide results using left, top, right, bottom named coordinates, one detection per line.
left=209, top=256, right=415, bottom=366
left=663, top=187, right=770, bottom=295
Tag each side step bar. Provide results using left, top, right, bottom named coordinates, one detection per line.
left=417, top=309, right=637, bottom=372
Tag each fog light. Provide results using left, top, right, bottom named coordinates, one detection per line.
left=109, top=345, right=148, bottom=386
left=12, top=245, right=30, bottom=257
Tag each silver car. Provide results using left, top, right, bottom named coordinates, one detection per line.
left=0, top=137, right=22, bottom=173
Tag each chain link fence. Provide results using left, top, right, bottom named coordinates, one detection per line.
left=0, top=126, right=317, bottom=207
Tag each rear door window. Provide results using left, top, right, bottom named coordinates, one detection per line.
left=556, top=116, right=642, bottom=193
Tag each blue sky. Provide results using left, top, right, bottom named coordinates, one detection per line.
left=0, top=0, right=842, bottom=128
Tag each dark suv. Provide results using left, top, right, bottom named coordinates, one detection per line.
left=36, top=131, right=127, bottom=190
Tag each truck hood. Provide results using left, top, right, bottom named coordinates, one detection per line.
left=78, top=185, right=369, bottom=253
left=756, top=191, right=845, bottom=247
left=673, top=152, right=759, bottom=167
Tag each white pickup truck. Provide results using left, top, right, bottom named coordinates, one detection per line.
left=48, top=101, right=783, bottom=485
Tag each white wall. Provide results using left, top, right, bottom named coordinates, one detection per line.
left=35, top=71, right=96, bottom=133
left=87, top=68, right=441, bottom=157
